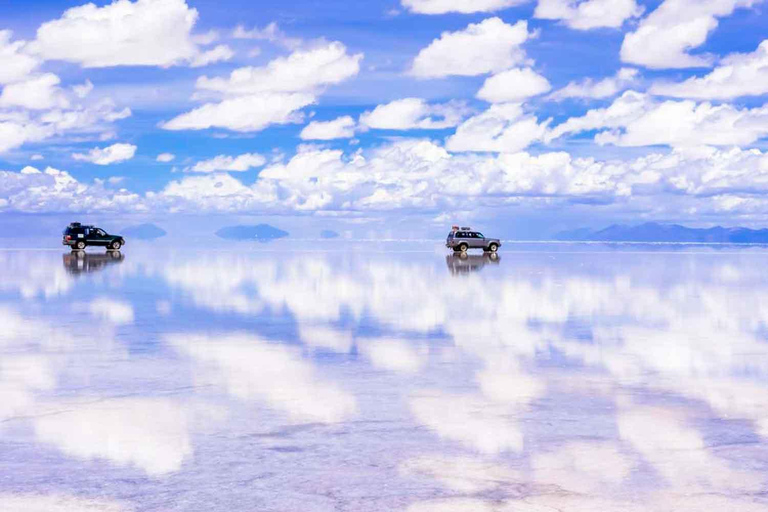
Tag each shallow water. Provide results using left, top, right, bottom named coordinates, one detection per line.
left=2, top=243, right=768, bottom=511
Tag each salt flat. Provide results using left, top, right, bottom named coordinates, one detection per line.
left=1, top=242, right=767, bottom=511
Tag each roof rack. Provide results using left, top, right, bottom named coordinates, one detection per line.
left=460, top=226, right=472, bottom=231
left=69, top=222, right=82, bottom=227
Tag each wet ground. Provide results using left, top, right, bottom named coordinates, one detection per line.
left=2, top=242, right=768, bottom=511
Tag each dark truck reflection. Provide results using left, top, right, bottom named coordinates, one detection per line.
left=446, top=252, right=500, bottom=275
left=63, top=250, right=124, bottom=276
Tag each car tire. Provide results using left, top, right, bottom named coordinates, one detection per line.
left=110, top=241, right=122, bottom=251
left=488, top=243, right=499, bottom=252
left=75, top=241, right=86, bottom=250
left=459, top=243, right=469, bottom=252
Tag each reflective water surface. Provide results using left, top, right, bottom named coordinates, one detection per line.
left=2, top=243, right=768, bottom=511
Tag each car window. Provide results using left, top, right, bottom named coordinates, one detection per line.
left=476, top=233, right=484, bottom=238
left=96, top=229, right=105, bottom=236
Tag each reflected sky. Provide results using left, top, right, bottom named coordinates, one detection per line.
left=1, top=244, right=768, bottom=511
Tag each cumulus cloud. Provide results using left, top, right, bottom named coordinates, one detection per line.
left=621, top=0, right=761, bottom=69
left=187, top=153, right=266, bottom=173
left=550, top=68, right=639, bottom=100
left=72, top=143, right=137, bottom=165
left=232, top=22, right=303, bottom=50
left=0, top=70, right=131, bottom=154
left=156, top=152, right=175, bottom=162
left=162, top=92, right=315, bottom=132
left=0, top=166, right=142, bottom=212
left=28, top=0, right=216, bottom=68
left=650, top=40, right=768, bottom=99
left=300, top=116, right=357, bottom=140
left=0, top=31, right=39, bottom=84
left=410, top=18, right=531, bottom=78
left=190, top=44, right=234, bottom=67
left=360, top=98, right=471, bottom=130
left=548, top=91, right=768, bottom=148
left=401, top=0, right=527, bottom=14
left=195, top=42, right=362, bottom=96
left=163, top=42, right=361, bottom=132
left=535, top=0, right=644, bottom=30
left=446, top=103, right=551, bottom=153
left=477, top=68, right=551, bottom=103
left=0, top=73, right=69, bottom=110
left=8, top=140, right=768, bottom=221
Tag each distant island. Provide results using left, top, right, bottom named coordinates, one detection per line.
left=556, top=222, right=768, bottom=243
left=216, top=224, right=289, bottom=241
left=320, top=230, right=340, bottom=239
left=122, top=223, right=167, bottom=240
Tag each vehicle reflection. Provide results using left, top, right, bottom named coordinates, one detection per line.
left=62, top=250, right=124, bottom=275
left=446, top=251, right=500, bottom=275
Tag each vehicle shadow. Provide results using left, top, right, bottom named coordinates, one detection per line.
left=63, top=250, right=124, bottom=276
left=446, top=252, right=501, bottom=275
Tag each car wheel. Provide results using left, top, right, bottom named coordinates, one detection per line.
left=488, top=243, right=499, bottom=252
left=75, top=241, right=86, bottom=250
left=110, top=241, right=122, bottom=251
left=459, top=243, right=469, bottom=252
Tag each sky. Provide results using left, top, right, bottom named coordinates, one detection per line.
left=1, top=0, right=768, bottom=237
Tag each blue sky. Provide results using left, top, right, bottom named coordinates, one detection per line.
left=2, top=0, right=768, bottom=236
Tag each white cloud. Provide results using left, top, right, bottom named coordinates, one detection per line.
left=360, top=98, right=471, bottom=130
left=232, top=22, right=303, bottom=50
left=477, top=68, right=551, bottom=103
left=162, top=92, right=315, bottom=132
left=196, top=42, right=362, bottom=96
left=72, top=143, right=137, bottom=165
left=192, top=29, right=219, bottom=45
left=0, top=166, right=142, bottom=213
left=0, top=73, right=69, bottom=110
left=410, top=18, right=531, bottom=78
left=446, top=103, right=551, bottom=152
left=548, top=91, right=768, bottom=148
left=401, top=0, right=526, bottom=14
left=550, top=68, right=639, bottom=100
left=156, top=152, right=175, bottom=162
left=163, top=42, right=361, bottom=133
left=190, top=44, right=234, bottom=67
left=72, top=79, right=94, bottom=99
left=650, top=40, right=768, bottom=99
left=535, top=0, right=643, bottom=30
left=621, top=0, right=762, bottom=69
left=8, top=142, right=768, bottom=222
left=188, top=153, right=266, bottom=173
left=0, top=31, right=39, bottom=84
left=30, top=0, right=204, bottom=68
left=300, top=116, right=357, bottom=140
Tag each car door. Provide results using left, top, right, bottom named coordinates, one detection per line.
left=470, top=232, right=483, bottom=249
left=89, top=228, right=108, bottom=246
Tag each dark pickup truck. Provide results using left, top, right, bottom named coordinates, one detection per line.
left=63, top=222, right=125, bottom=251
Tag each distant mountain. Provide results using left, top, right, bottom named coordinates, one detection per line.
left=555, top=222, right=768, bottom=243
left=320, top=230, right=340, bottom=239
left=216, top=224, right=289, bottom=242
left=122, top=223, right=167, bottom=240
